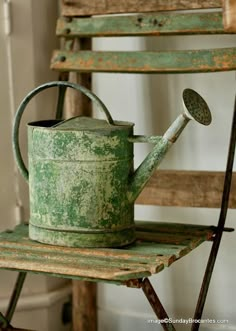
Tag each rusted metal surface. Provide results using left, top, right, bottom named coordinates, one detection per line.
left=57, top=12, right=228, bottom=38
left=0, top=223, right=216, bottom=283
left=51, top=48, right=236, bottom=74
left=192, top=93, right=236, bottom=331
left=125, top=278, right=143, bottom=288
left=61, top=0, right=222, bottom=16
left=141, top=278, right=176, bottom=331
left=137, top=170, right=236, bottom=208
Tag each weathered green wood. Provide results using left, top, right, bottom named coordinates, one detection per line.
left=0, top=223, right=215, bottom=284
left=136, top=221, right=216, bottom=236
left=51, top=48, right=236, bottom=73
left=61, top=0, right=222, bottom=16
left=57, top=12, right=229, bottom=37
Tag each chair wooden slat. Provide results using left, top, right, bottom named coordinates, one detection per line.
left=57, top=12, right=229, bottom=38
left=136, top=170, right=236, bottom=208
left=51, top=48, right=236, bottom=74
left=0, top=224, right=215, bottom=284
left=61, top=0, right=222, bottom=16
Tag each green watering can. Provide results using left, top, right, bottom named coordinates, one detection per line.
left=13, top=81, right=212, bottom=247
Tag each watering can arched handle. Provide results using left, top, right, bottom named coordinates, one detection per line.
left=13, top=81, right=114, bottom=182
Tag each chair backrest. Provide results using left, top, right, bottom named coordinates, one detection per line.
left=51, top=0, right=236, bottom=209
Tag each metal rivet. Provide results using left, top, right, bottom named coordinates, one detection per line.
left=64, top=28, right=71, bottom=35
left=137, top=17, right=143, bottom=23
left=60, top=56, right=66, bottom=62
left=64, top=17, right=72, bottom=23
left=153, top=19, right=158, bottom=25
left=120, top=268, right=130, bottom=271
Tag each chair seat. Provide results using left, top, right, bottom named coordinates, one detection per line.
left=0, top=222, right=215, bottom=286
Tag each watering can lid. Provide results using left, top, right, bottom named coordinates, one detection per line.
left=52, top=116, right=133, bottom=131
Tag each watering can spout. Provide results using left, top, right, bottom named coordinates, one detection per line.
left=127, top=88, right=212, bottom=204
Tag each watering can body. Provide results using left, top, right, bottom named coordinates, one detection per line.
left=13, top=81, right=211, bottom=248
left=28, top=117, right=136, bottom=247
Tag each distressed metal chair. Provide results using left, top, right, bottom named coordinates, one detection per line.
left=0, top=1, right=236, bottom=330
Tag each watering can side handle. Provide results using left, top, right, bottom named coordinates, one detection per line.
left=12, top=81, right=114, bottom=182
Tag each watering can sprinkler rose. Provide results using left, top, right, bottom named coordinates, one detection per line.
left=13, top=81, right=212, bottom=248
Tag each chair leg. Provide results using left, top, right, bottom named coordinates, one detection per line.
left=0, top=272, right=34, bottom=330
left=191, top=237, right=222, bottom=331
left=141, top=278, right=176, bottom=331
left=5, top=272, right=27, bottom=325
left=192, top=93, right=236, bottom=331
left=0, top=311, right=10, bottom=328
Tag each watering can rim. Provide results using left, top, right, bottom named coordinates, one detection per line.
left=27, top=116, right=135, bottom=132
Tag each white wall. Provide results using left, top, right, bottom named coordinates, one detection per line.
left=93, top=34, right=236, bottom=331
left=0, top=0, right=16, bottom=231
left=0, top=1, right=71, bottom=330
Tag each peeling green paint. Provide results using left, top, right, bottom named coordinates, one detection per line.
left=13, top=82, right=212, bottom=248
left=51, top=48, right=236, bottom=74
left=28, top=117, right=136, bottom=247
left=56, top=12, right=227, bottom=38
